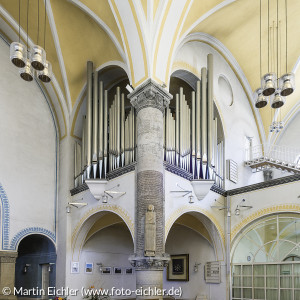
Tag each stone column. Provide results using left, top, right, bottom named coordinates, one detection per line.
left=0, top=251, right=18, bottom=300
left=128, top=79, right=172, bottom=299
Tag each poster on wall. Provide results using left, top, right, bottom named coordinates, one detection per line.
left=125, top=267, right=134, bottom=274
left=85, top=263, right=93, bottom=274
left=101, top=267, right=112, bottom=274
left=167, top=254, right=189, bottom=281
left=71, top=261, right=79, bottom=274
left=114, top=267, right=122, bottom=274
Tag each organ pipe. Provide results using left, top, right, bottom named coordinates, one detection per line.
left=92, top=70, right=98, bottom=178
left=121, top=94, right=125, bottom=167
left=86, top=61, right=93, bottom=179
left=98, top=81, right=103, bottom=178
left=207, top=54, right=214, bottom=177
left=103, top=90, right=108, bottom=177
left=75, top=55, right=224, bottom=188
left=201, top=67, right=208, bottom=175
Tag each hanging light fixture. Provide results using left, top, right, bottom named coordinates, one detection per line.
left=255, top=88, right=268, bottom=108
left=31, top=0, right=46, bottom=71
left=20, top=0, right=34, bottom=81
left=11, top=0, right=52, bottom=83
left=10, top=0, right=26, bottom=68
left=255, top=0, right=295, bottom=109
left=38, top=0, right=52, bottom=82
left=271, top=89, right=285, bottom=108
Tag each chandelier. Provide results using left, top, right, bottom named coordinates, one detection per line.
left=10, top=0, right=52, bottom=83
left=255, top=0, right=295, bottom=109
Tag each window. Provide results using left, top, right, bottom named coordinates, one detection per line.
left=232, top=214, right=300, bottom=300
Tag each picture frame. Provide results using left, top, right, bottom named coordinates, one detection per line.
left=124, top=267, right=134, bottom=274
left=71, top=261, right=79, bottom=274
left=101, top=267, right=112, bottom=274
left=167, top=254, right=189, bottom=281
left=114, top=267, right=122, bottom=274
left=85, top=263, right=93, bottom=274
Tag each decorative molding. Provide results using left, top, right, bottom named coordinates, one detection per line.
left=10, top=227, right=56, bottom=251
left=129, top=79, right=172, bottom=113
left=129, top=254, right=170, bottom=270
left=107, top=162, right=136, bottom=180
left=210, top=184, right=226, bottom=196
left=70, top=182, right=89, bottom=196
left=231, top=204, right=300, bottom=242
left=227, top=174, right=300, bottom=196
left=0, top=184, right=10, bottom=250
left=164, top=161, right=193, bottom=180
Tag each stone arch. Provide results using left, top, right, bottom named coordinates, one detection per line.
left=165, top=206, right=225, bottom=261
left=71, top=205, right=134, bottom=261
left=231, top=204, right=300, bottom=243
left=0, top=183, right=10, bottom=250
left=10, top=228, right=56, bottom=251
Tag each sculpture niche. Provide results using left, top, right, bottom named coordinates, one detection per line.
left=144, top=205, right=156, bottom=257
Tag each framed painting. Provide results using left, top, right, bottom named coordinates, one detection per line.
left=167, top=254, right=189, bottom=281
left=114, top=267, right=122, bottom=274
left=101, top=267, right=112, bottom=274
left=85, top=263, right=93, bottom=274
left=71, top=261, right=79, bottom=274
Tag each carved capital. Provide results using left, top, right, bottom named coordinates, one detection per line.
left=129, top=253, right=170, bottom=271
left=0, top=251, right=18, bottom=263
left=129, top=79, right=172, bottom=113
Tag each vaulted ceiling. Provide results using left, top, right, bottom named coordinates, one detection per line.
left=1, top=0, right=299, bottom=142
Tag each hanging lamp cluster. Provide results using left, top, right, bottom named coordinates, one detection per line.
left=10, top=0, right=52, bottom=83
left=255, top=0, right=295, bottom=109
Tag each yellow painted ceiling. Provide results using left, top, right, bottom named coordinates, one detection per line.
left=180, top=0, right=224, bottom=37
left=141, top=0, right=147, bottom=19
left=190, top=0, right=300, bottom=138
left=1, top=0, right=299, bottom=140
left=80, top=0, right=123, bottom=48
left=50, top=0, right=123, bottom=106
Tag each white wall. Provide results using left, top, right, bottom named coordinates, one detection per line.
left=68, top=223, right=135, bottom=299
left=164, top=224, right=223, bottom=300
left=0, top=37, right=57, bottom=249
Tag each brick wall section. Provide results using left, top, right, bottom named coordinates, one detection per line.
left=136, top=170, right=164, bottom=257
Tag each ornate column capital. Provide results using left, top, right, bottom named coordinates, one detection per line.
left=129, top=253, right=170, bottom=271
left=129, top=79, right=172, bottom=113
left=0, top=251, right=18, bottom=263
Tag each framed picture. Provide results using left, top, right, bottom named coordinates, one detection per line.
left=71, top=261, right=79, bottom=274
left=114, top=267, right=122, bottom=274
left=85, top=263, right=93, bottom=274
left=101, top=267, right=111, bottom=274
left=124, top=267, right=134, bottom=274
left=167, top=254, right=189, bottom=281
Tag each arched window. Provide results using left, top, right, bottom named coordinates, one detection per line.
left=231, top=213, right=300, bottom=300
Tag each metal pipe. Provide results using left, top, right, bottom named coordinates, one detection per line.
left=98, top=81, right=103, bottom=178
left=131, top=106, right=135, bottom=162
left=196, top=81, right=201, bottom=179
left=86, top=61, right=93, bottom=179
left=116, top=88, right=121, bottom=168
left=103, top=90, right=108, bottom=177
left=176, top=94, right=179, bottom=166
left=201, top=67, right=207, bottom=174
left=207, top=54, right=214, bottom=179
left=121, top=93, right=125, bottom=167
left=92, top=71, right=98, bottom=178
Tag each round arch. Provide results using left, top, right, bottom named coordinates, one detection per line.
left=71, top=205, right=134, bottom=261
left=165, top=206, right=225, bottom=261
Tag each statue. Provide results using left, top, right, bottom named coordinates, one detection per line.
left=144, top=204, right=156, bottom=257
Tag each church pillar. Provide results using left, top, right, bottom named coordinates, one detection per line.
left=0, top=251, right=18, bottom=300
left=128, top=79, right=172, bottom=299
